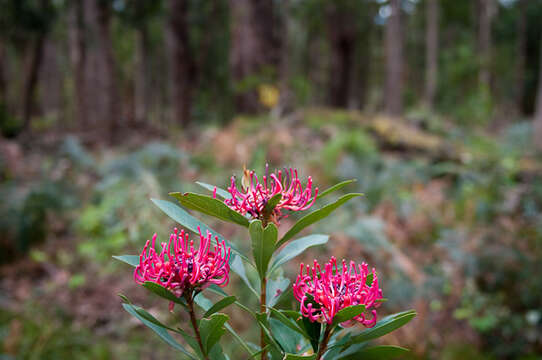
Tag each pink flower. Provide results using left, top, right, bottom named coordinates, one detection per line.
left=293, top=257, right=383, bottom=328
left=223, top=166, right=318, bottom=224
left=134, top=227, right=231, bottom=307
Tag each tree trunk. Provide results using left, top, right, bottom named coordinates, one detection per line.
left=68, top=0, right=88, bottom=129
left=477, top=0, right=495, bottom=89
left=134, top=25, right=150, bottom=125
left=424, top=0, right=439, bottom=110
left=229, top=0, right=281, bottom=113
left=533, top=34, right=542, bottom=152
left=385, top=0, right=403, bottom=117
left=0, top=41, right=6, bottom=106
left=166, top=0, right=195, bottom=127
left=21, top=33, right=46, bottom=131
left=326, top=3, right=356, bottom=108
left=84, top=0, right=119, bottom=141
left=515, top=0, right=527, bottom=114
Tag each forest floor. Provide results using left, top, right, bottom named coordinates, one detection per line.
left=1, top=108, right=541, bottom=359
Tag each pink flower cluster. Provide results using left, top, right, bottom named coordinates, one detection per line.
left=223, top=166, right=318, bottom=223
left=293, top=257, right=383, bottom=327
left=134, top=227, right=231, bottom=305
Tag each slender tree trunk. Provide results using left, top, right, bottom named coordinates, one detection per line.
left=68, top=0, right=88, bottom=129
left=424, top=0, right=439, bottom=110
left=477, top=0, right=495, bottom=89
left=21, top=33, right=46, bottom=131
left=134, top=25, right=150, bottom=125
left=385, top=0, right=403, bottom=116
left=515, top=0, right=527, bottom=114
left=166, top=0, right=195, bottom=127
left=84, top=0, right=119, bottom=141
left=533, top=35, right=542, bottom=152
left=0, top=41, right=6, bottom=106
left=326, top=3, right=356, bottom=108
left=229, top=0, right=281, bottom=113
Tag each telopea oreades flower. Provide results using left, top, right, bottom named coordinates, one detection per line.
left=293, top=256, right=383, bottom=327
left=134, top=227, right=231, bottom=310
left=222, top=165, right=318, bottom=224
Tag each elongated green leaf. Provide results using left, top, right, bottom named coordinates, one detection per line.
left=113, top=255, right=139, bottom=267
left=170, top=192, right=249, bottom=227
left=255, top=312, right=283, bottom=353
left=339, top=345, right=409, bottom=360
left=176, top=327, right=204, bottom=358
left=199, top=313, right=229, bottom=354
left=269, top=234, right=328, bottom=273
left=150, top=198, right=250, bottom=263
left=277, top=193, right=363, bottom=247
left=194, top=293, right=254, bottom=356
left=270, top=318, right=302, bottom=354
left=230, top=255, right=259, bottom=297
left=348, top=310, right=416, bottom=345
left=316, top=179, right=356, bottom=200
left=122, top=303, right=195, bottom=359
left=250, top=220, right=278, bottom=279
left=266, top=276, right=290, bottom=307
left=263, top=193, right=282, bottom=218
left=196, top=181, right=231, bottom=199
left=204, top=296, right=236, bottom=318
left=268, top=307, right=307, bottom=338
left=283, top=354, right=317, bottom=360
left=302, top=316, right=321, bottom=352
left=366, top=272, right=374, bottom=286
left=142, top=282, right=187, bottom=308
left=332, top=304, right=366, bottom=326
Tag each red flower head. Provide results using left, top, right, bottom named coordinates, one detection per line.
left=223, top=165, right=318, bottom=224
left=293, top=257, right=383, bottom=328
left=134, top=227, right=231, bottom=308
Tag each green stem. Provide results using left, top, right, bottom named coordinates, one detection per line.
left=315, top=325, right=333, bottom=360
left=260, top=277, right=268, bottom=360
left=186, top=293, right=209, bottom=360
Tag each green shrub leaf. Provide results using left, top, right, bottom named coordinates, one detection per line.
left=170, top=192, right=249, bottom=227
left=269, top=234, right=328, bottom=273
left=250, top=220, right=278, bottom=279
left=348, top=310, right=417, bottom=345
left=199, top=313, right=229, bottom=354
left=339, top=345, right=409, bottom=360
left=112, top=255, right=139, bottom=267
left=142, top=281, right=187, bottom=308
left=195, top=181, right=231, bottom=199
left=316, top=179, right=356, bottom=200
left=277, top=193, right=363, bottom=248
left=122, top=303, right=195, bottom=359
left=332, top=304, right=366, bottom=326
left=204, top=296, right=237, bottom=318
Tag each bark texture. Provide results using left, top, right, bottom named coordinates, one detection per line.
left=385, top=0, right=403, bottom=116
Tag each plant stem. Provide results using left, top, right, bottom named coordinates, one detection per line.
left=315, top=325, right=333, bottom=360
left=260, top=277, right=268, bottom=360
left=186, top=293, right=209, bottom=360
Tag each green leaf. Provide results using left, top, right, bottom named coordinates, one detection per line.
left=142, top=282, right=187, bottom=308
left=277, top=193, right=363, bottom=248
left=199, top=313, right=229, bottom=354
left=204, top=296, right=236, bottom=318
left=150, top=198, right=250, bottom=263
left=269, top=234, right=329, bottom=273
left=283, top=354, right=317, bottom=360
left=255, top=312, right=284, bottom=354
left=230, top=255, right=259, bottom=297
left=268, top=307, right=308, bottom=338
left=332, top=304, right=366, bottom=326
left=302, top=317, right=321, bottom=352
left=122, top=303, right=195, bottom=359
left=316, top=179, right=356, bottom=200
left=263, top=193, right=282, bottom=218
left=348, top=310, right=417, bottom=345
left=366, top=272, right=374, bottom=286
left=250, top=220, right=278, bottom=279
left=266, top=276, right=290, bottom=307
left=112, top=255, right=139, bottom=267
left=170, top=192, right=249, bottom=227
left=340, top=345, right=409, bottom=360
left=196, top=181, right=231, bottom=199
left=270, top=318, right=302, bottom=354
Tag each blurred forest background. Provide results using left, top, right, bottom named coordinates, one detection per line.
left=1, top=0, right=542, bottom=359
